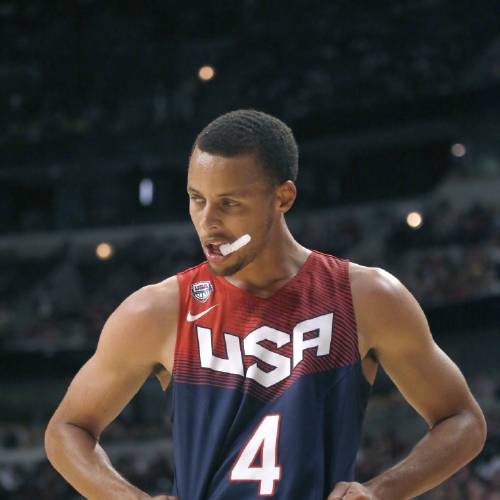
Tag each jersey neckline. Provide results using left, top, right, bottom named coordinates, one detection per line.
left=211, top=249, right=316, bottom=301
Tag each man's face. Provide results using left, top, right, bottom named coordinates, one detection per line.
left=187, top=147, right=276, bottom=276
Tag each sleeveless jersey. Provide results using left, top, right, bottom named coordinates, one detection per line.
left=170, top=250, right=371, bottom=499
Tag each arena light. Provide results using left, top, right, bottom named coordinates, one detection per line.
left=198, top=65, right=215, bottom=81
left=139, top=178, right=154, bottom=206
left=406, top=211, right=423, bottom=229
left=96, top=242, right=114, bottom=260
left=451, top=143, right=466, bottom=158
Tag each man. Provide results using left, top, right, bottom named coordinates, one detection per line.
left=45, top=110, right=486, bottom=499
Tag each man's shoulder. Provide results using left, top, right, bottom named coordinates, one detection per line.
left=349, top=261, right=427, bottom=353
left=121, top=275, right=179, bottom=324
left=348, top=262, right=415, bottom=332
left=96, top=276, right=179, bottom=370
left=349, top=261, right=405, bottom=302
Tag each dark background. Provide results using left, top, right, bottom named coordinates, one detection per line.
left=0, top=1, right=499, bottom=498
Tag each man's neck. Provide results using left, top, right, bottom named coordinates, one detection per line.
left=224, top=235, right=311, bottom=294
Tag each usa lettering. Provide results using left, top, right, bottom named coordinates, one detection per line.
left=196, top=313, right=334, bottom=388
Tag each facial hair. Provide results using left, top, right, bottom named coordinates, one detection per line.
left=208, top=215, right=274, bottom=277
left=208, top=253, right=247, bottom=276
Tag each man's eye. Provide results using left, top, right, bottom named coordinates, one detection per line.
left=189, top=196, right=204, bottom=203
left=222, top=199, right=238, bottom=207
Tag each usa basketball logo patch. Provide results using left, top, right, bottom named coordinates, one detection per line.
left=191, top=281, right=213, bottom=303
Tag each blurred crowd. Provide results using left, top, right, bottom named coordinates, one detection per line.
left=384, top=201, right=500, bottom=305
left=0, top=452, right=174, bottom=500
left=3, top=0, right=493, bottom=150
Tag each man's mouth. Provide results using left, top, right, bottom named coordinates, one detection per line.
left=206, top=242, right=223, bottom=256
left=203, top=240, right=229, bottom=262
left=202, top=233, right=252, bottom=262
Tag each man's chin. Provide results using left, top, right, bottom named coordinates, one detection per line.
left=207, top=259, right=245, bottom=277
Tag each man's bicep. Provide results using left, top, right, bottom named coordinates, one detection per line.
left=52, top=352, right=151, bottom=439
left=364, top=270, right=480, bottom=428
left=49, top=288, right=162, bottom=438
left=379, top=336, right=476, bottom=428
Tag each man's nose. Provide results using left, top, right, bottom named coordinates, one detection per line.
left=200, top=202, right=223, bottom=230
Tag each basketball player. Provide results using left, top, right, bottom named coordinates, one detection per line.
left=45, top=110, right=486, bottom=499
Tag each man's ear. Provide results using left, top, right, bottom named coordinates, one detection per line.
left=275, top=180, right=297, bottom=214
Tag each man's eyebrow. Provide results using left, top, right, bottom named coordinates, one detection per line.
left=187, top=187, right=250, bottom=197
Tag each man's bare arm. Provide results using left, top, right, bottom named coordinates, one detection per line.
left=329, top=266, right=486, bottom=500
left=44, top=277, right=178, bottom=500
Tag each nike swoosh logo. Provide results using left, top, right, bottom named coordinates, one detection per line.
left=187, top=304, right=218, bottom=322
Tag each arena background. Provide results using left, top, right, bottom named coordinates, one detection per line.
left=1, top=1, right=500, bottom=498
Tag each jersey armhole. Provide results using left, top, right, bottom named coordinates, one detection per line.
left=172, top=273, right=186, bottom=377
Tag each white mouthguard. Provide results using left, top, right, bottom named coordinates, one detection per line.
left=219, top=234, right=251, bottom=256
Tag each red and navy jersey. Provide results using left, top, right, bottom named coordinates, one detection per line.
left=170, top=250, right=370, bottom=499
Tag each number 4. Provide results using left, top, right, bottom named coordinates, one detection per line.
left=230, top=414, right=282, bottom=496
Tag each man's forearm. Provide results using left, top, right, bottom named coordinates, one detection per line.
left=45, top=421, right=150, bottom=500
left=364, top=409, right=486, bottom=500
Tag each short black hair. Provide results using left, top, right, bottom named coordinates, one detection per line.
left=194, top=109, right=299, bottom=185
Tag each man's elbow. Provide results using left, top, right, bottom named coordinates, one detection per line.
left=44, top=416, right=71, bottom=464
left=463, top=407, right=487, bottom=459
left=44, top=417, right=62, bottom=463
